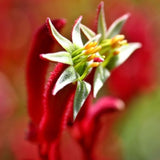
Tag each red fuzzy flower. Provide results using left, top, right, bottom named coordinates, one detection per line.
left=26, top=18, right=124, bottom=159
left=26, top=2, right=141, bottom=159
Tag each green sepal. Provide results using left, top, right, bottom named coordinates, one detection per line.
left=41, top=51, right=73, bottom=65
left=80, top=24, right=96, bottom=40
left=93, top=65, right=110, bottom=98
left=73, top=80, right=91, bottom=120
left=72, top=16, right=83, bottom=47
left=106, top=43, right=142, bottom=70
left=53, top=66, right=78, bottom=95
left=97, top=1, right=107, bottom=41
left=106, top=14, right=130, bottom=38
left=47, top=18, right=74, bottom=52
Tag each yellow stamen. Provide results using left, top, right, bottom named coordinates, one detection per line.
left=85, top=41, right=98, bottom=50
left=84, top=47, right=95, bottom=55
left=90, top=46, right=102, bottom=54
left=87, top=54, right=96, bottom=61
left=92, top=41, right=98, bottom=47
left=85, top=42, right=93, bottom=50
left=119, top=40, right=128, bottom=46
left=113, top=50, right=120, bottom=55
left=89, top=62, right=100, bottom=68
left=111, top=34, right=125, bottom=48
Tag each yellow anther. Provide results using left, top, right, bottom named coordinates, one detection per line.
left=102, top=55, right=105, bottom=59
left=91, top=46, right=102, bottom=54
left=85, top=42, right=93, bottom=50
left=84, top=47, right=95, bottom=55
left=85, top=41, right=98, bottom=50
left=89, top=62, right=100, bottom=68
left=87, top=54, right=96, bottom=61
left=111, top=34, right=125, bottom=48
left=119, top=40, right=128, bottom=46
left=113, top=50, right=120, bottom=55
left=92, top=41, right=98, bottom=47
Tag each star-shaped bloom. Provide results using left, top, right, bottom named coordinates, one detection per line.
left=40, top=16, right=104, bottom=119
left=80, top=1, right=141, bottom=98
left=40, top=1, right=141, bottom=120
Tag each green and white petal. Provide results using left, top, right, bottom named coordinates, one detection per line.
left=73, top=80, right=91, bottom=120
left=97, top=1, right=107, bottom=41
left=93, top=65, right=110, bottom=98
left=84, top=34, right=101, bottom=46
left=53, top=66, right=78, bottom=95
left=40, top=51, right=73, bottom=65
left=115, top=42, right=141, bottom=67
left=106, top=14, right=130, bottom=38
left=47, top=18, right=74, bottom=52
left=72, top=16, right=83, bottom=47
left=80, top=24, right=96, bottom=40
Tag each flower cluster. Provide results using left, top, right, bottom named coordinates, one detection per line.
left=26, top=1, right=140, bottom=159
left=40, top=2, right=140, bottom=119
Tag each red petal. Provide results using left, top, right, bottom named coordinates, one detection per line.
left=77, top=96, right=124, bottom=156
left=89, top=96, right=124, bottom=117
left=26, top=19, right=66, bottom=125
left=39, top=63, right=76, bottom=144
left=49, top=129, right=86, bottom=160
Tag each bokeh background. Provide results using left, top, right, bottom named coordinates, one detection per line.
left=0, top=0, right=160, bottom=159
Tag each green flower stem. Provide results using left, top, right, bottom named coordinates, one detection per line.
left=78, top=66, right=90, bottom=81
left=102, top=51, right=114, bottom=67
left=74, top=57, right=87, bottom=70
left=100, top=39, right=111, bottom=47
left=72, top=51, right=85, bottom=61
left=72, top=48, right=84, bottom=57
left=100, top=46, right=111, bottom=55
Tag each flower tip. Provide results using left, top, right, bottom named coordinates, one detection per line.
left=46, top=17, right=66, bottom=27
left=52, top=88, right=57, bottom=96
left=98, top=1, right=104, bottom=8
left=115, top=99, right=125, bottom=111
left=79, top=15, right=83, bottom=20
left=39, top=54, right=45, bottom=60
left=74, top=16, right=83, bottom=26
left=120, top=13, right=130, bottom=22
left=137, top=42, right=142, bottom=48
left=46, top=17, right=51, bottom=24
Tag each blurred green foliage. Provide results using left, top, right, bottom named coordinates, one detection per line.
left=118, top=88, right=160, bottom=160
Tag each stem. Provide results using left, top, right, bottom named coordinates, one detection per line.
left=102, top=52, right=113, bottom=67
left=72, top=48, right=84, bottom=57
left=78, top=66, right=90, bottom=81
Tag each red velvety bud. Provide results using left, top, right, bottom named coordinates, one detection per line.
left=26, top=19, right=66, bottom=125
left=38, top=63, right=76, bottom=156
left=48, top=96, right=124, bottom=160
left=93, top=57, right=104, bottom=62
left=38, top=64, right=95, bottom=157
left=79, top=97, right=124, bottom=150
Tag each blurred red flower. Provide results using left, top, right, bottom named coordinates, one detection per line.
left=26, top=16, right=125, bottom=159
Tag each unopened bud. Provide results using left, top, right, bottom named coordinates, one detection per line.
left=93, top=57, right=104, bottom=62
